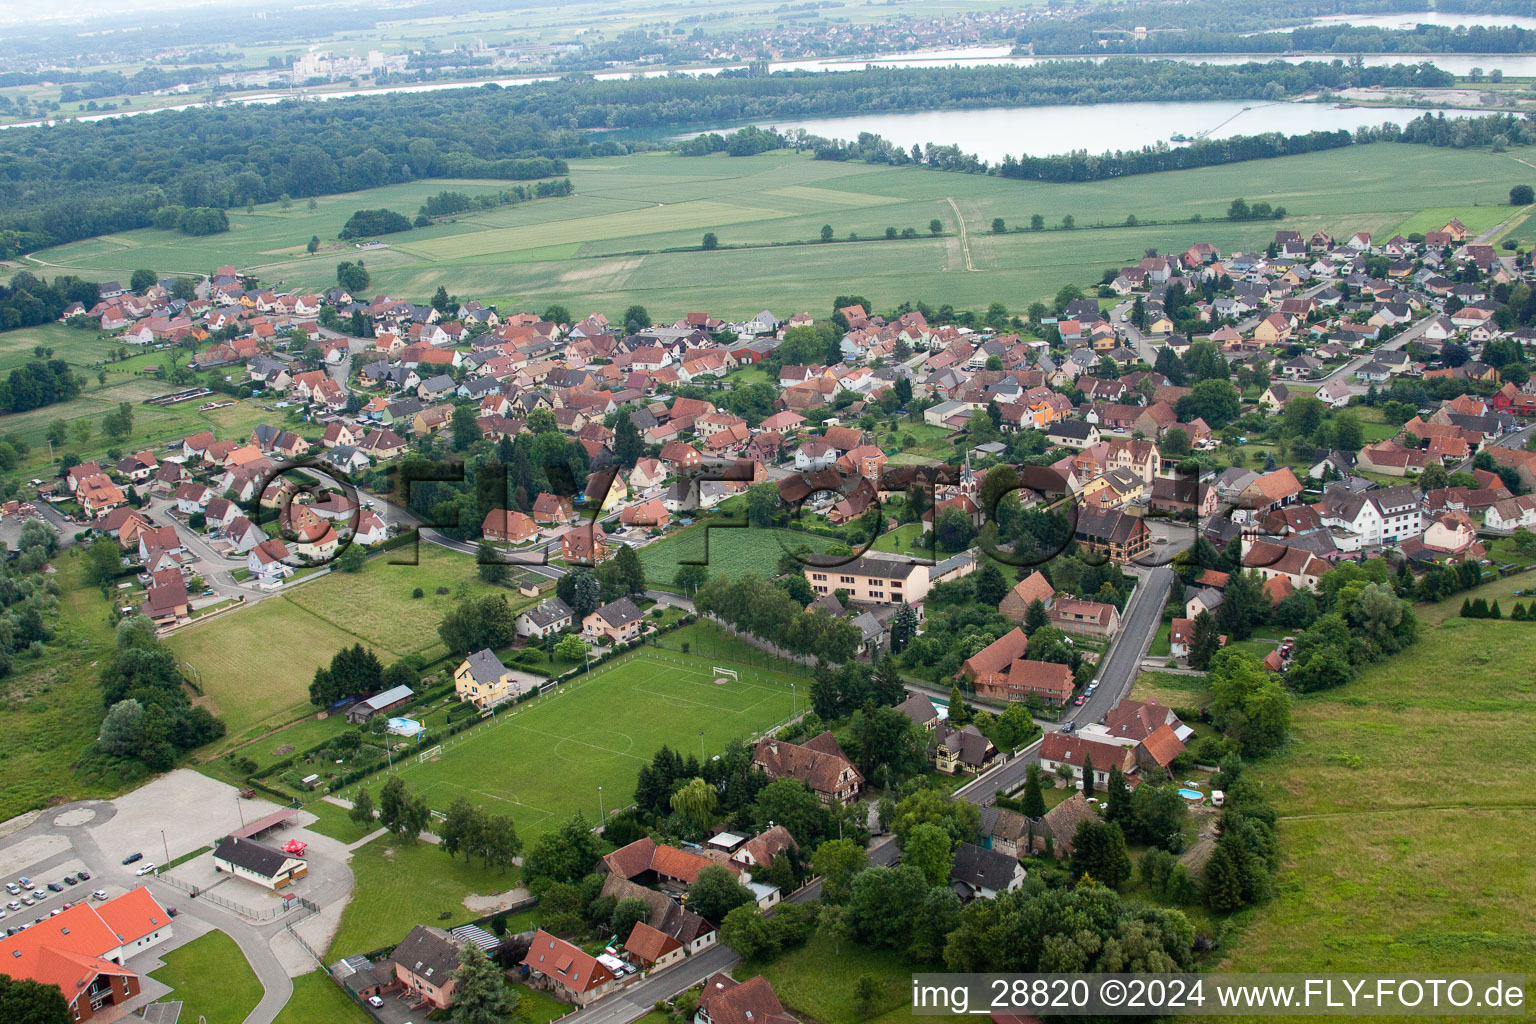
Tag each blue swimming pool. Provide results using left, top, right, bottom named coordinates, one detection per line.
left=1177, top=788, right=1203, bottom=800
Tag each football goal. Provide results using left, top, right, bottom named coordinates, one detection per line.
left=418, top=744, right=443, bottom=763
left=712, top=666, right=739, bottom=683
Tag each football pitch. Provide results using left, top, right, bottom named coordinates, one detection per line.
left=363, top=647, right=802, bottom=838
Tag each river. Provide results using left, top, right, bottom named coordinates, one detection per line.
left=690, top=101, right=1449, bottom=163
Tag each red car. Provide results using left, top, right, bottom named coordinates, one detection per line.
left=1074, top=696, right=1086, bottom=706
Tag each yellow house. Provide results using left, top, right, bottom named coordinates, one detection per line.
left=1253, top=313, right=1291, bottom=345
left=1146, top=315, right=1174, bottom=335
left=585, top=472, right=628, bottom=512
left=453, top=649, right=535, bottom=709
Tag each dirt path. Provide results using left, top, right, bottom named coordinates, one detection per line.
left=945, top=196, right=978, bottom=271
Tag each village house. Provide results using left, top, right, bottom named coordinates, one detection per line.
left=390, top=925, right=464, bottom=1010
left=751, top=733, right=863, bottom=805
left=522, top=930, right=625, bottom=1006
left=583, top=597, right=644, bottom=643
left=1039, top=733, right=1138, bottom=789
left=949, top=842, right=1025, bottom=901
left=453, top=648, right=538, bottom=709
left=516, top=597, right=573, bottom=639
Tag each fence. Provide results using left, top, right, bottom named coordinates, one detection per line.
left=334, top=643, right=806, bottom=809
left=158, top=874, right=312, bottom=922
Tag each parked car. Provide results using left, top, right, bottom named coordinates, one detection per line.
left=91, top=890, right=108, bottom=901
left=134, top=863, right=156, bottom=876
left=1074, top=695, right=1086, bottom=706
left=20, top=897, right=32, bottom=907
left=166, top=907, right=178, bottom=918
left=31, top=890, right=45, bottom=900
left=17, top=878, right=30, bottom=887
left=122, top=853, right=142, bottom=865
left=368, top=997, right=384, bottom=1008
left=62, top=875, right=77, bottom=886
left=76, top=871, right=90, bottom=881
left=46, top=882, right=62, bottom=892
left=5, top=901, right=18, bottom=912
left=4, top=883, right=17, bottom=895
left=1062, top=721, right=1076, bottom=733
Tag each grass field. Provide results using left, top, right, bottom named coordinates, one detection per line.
left=282, top=544, right=546, bottom=659
left=26, top=144, right=1535, bottom=320
left=170, top=546, right=546, bottom=749
left=327, top=833, right=530, bottom=959
left=743, top=929, right=913, bottom=1024
left=273, top=970, right=372, bottom=1024
left=0, top=550, right=152, bottom=820
left=1214, top=614, right=1536, bottom=992
left=148, top=930, right=264, bottom=1024
left=167, top=595, right=366, bottom=747
left=638, top=525, right=835, bottom=590
left=334, top=646, right=797, bottom=841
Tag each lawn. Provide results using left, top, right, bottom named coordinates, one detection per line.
left=1415, top=569, right=1536, bottom=627
left=0, top=550, right=148, bottom=820
left=1215, top=615, right=1536, bottom=987
left=638, top=525, right=836, bottom=590
left=149, top=930, right=264, bottom=1024
left=171, top=543, right=548, bottom=751
left=28, top=144, right=1535, bottom=321
left=334, top=646, right=798, bottom=844
left=869, top=522, right=928, bottom=556
left=301, top=798, right=377, bottom=844
left=654, top=620, right=816, bottom=679
left=282, top=544, right=545, bottom=659
left=327, top=834, right=530, bottom=958
left=742, top=929, right=912, bottom=1024
left=272, top=970, right=373, bottom=1024
left=167, top=595, right=365, bottom=748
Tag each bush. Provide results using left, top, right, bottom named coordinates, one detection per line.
left=412, top=588, right=424, bottom=599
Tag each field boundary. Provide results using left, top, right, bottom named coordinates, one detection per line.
left=334, top=644, right=802, bottom=826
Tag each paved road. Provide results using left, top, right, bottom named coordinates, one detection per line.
left=1316, top=311, right=1438, bottom=390
left=1076, top=566, right=1173, bottom=725
left=553, top=568, right=1182, bottom=1024
left=556, top=838, right=898, bottom=1024
left=944, top=565, right=1174, bottom=806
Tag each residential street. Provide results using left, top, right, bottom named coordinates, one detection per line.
left=549, top=838, right=897, bottom=1024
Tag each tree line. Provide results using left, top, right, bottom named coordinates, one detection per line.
left=0, top=56, right=1459, bottom=257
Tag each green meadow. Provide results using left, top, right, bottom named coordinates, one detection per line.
left=27, top=143, right=1534, bottom=320
left=1207, top=610, right=1536, bottom=1006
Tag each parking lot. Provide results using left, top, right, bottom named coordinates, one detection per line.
left=0, top=767, right=361, bottom=1021
left=88, top=769, right=283, bottom=871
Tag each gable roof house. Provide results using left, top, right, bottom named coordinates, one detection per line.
left=522, top=930, right=624, bottom=1007
left=516, top=597, right=574, bottom=639
left=212, top=835, right=308, bottom=890
left=696, top=974, right=799, bottom=1024
left=751, top=734, right=863, bottom=805
left=1038, top=733, right=1137, bottom=789
left=390, top=925, right=464, bottom=1010
left=454, top=648, right=539, bottom=710
left=948, top=842, right=1025, bottom=901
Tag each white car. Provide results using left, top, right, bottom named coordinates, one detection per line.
left=4, top=883, right=17, bottom=895
left=134, top=863, right=156, bottom=877
left=91, top=890, right=108, bottom=901
left=368, top=997, right=385, bottom=1008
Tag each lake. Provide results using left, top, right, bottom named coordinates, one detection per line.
left=720, top=101, right=1446, bottom=163
left=6, top=41, right=1533, bottom=133
left=1304, top=11, right=1536, bottom=31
